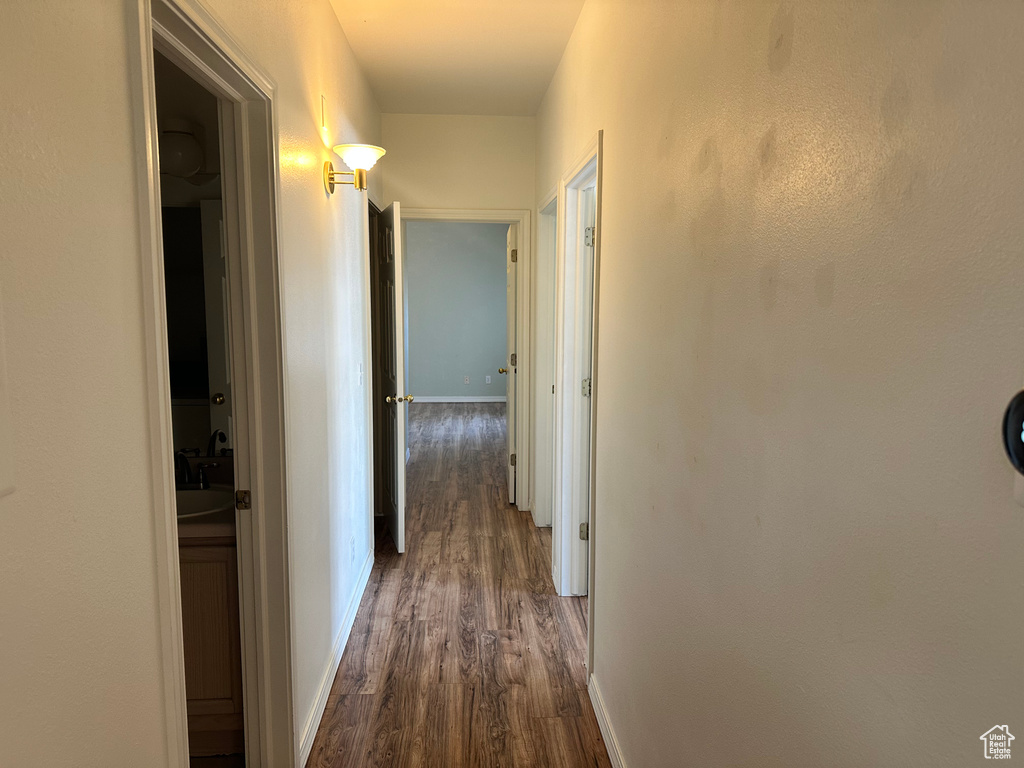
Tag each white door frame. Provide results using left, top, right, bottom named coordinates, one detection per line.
left=531, top=190, right=559, bottom=529
left=401, top=208, right=533, bottom=510
left=128, top=1, right=293, bottom=765
left=552, top=133, right=603, bottom=607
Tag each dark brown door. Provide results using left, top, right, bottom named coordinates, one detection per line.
left=369, top=201, right=407, bottom=552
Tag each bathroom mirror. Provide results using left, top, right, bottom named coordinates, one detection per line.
left=162, top=200, right=232, bottom=456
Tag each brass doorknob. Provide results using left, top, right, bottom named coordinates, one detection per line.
left=498, top=368, right=508, bottom=374
left=211, top=393, right=225, bottom=405
left=386, top=395, right=415, bottom=403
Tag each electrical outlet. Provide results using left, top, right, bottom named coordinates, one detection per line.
left=485, top=375, right=492, bottom=384
left=464, top=376, right=470, bottom=385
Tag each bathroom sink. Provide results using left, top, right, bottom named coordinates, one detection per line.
left=175, top=488, right=235, bottom=519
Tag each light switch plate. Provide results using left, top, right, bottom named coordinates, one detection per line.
left=0, top=292, right=14, bottom=498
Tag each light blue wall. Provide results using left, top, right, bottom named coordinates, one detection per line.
left=405, top=221, right=507, bottom=399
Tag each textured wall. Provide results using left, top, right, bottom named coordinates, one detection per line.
left=537, top=1, right=1024, bottom=765
left=381, top=113, right=535, bottom=210
left=0, top=0, right=380, bottom=763
left=0, top=2, right=170, bottom=763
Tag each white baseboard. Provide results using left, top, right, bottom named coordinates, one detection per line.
left=412, top=395, right=507, bottom=403
left=296, top=550, right=374, bottom=766
left=589, top=674, right=626, bottom=768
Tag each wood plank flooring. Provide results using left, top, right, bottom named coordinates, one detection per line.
left=307, top=403, right=610, bottom=768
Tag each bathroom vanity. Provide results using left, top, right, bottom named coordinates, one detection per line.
left=177, top=503, right=244, bottom=757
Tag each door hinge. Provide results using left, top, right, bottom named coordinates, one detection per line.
left=510, top=353, right=517, bottom=367
left=584, top=226, right=596, bottom=247
left=579, top=522, right=589, bottom=540
left=510, top=453, right=517, bottom=467
left=235, top=489, right=251, bottom=510
left=510, top=248, right=518, bottom=263
left=581, top=377, right=592, bottom=397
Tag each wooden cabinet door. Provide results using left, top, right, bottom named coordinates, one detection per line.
left=179, top=540, right=244, bottom=756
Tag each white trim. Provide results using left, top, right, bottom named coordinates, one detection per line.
left=126, top=6, right=189, bottom=763
left=130, top=1, right=294, bottom=764
left=552, top=135, right=600, bottom=598
left=530, top=193, right=559, bottom=529
left=587, top=131, right=605, bottom=677
left=296, top=551, right=374, bottom=766
left=412, top=395, right=507, bottom=403
left=403, top=208, right=533, bottom=511
left=538, top=185, right=558, bottom=213
left=588, top=675, right=626, bottom=768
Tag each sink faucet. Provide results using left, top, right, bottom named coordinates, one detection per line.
left=174, top=450, right=194, bottom=486
left=207, top=429, right=227, bottom=457
left=196, top=462, right=220, bottom=490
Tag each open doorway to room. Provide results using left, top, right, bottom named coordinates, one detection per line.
left=366, top=207, right=533, bottom=555
left=153, top=50, right=245, bottom=766
left=403, top=217, right=512, bottom=531
left=131, top=3, right=294, bottom=765
left=404, top=221, right=511, bottom=465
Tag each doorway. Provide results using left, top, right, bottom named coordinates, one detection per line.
left=367, top=200, right=410, bottom=552
left=368, top=207, right=534, bottom=554
left=155, top=50, right=245, bottom=764
left=130, top=2, right=293, bottom=765
left=552, top=135, right=602, bottom=613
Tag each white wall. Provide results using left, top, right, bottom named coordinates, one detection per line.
left=381, top=113, right=535, bottom=210
left=0, top=3, right=170, bottom=762
left=405, top=221, right=508, bottom=399
left=537, top=1, right=1024, bottom=765
left=0, top=0, right=379, bottom=764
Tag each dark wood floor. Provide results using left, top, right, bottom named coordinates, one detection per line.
left=306, top=403, right=611, bottom=767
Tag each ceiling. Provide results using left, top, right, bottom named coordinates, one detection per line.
left=328, top=0, right=585, bottom=116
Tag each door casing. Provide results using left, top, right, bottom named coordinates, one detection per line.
left=551, top=133, right=603, bottom=675
left=129, top=0, right=293, bottom=764
left=531, top=192, right=559, bottom=528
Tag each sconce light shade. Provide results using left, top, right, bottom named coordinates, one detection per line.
left=324, top=143, right=386, bottom=194
left=333, top=143, right=386, bottom=171
left=159, top=118, right=203, bottom=178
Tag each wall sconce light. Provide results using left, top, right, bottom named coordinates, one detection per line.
left=324, top=143, right=386, bottom=194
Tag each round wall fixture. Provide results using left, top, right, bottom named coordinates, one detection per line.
left=1002, top=389, right=1024, bottom=474
left=159, top=118, right=203, bottom=178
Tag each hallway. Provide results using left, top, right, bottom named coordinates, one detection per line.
left=307, top=403, right=611, bottom=767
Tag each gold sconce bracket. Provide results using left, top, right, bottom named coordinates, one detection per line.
left=324, top=162, right=367, bottom=194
